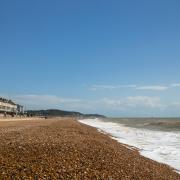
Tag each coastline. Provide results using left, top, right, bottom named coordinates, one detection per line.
left=79, top=118, right=180, bottom=173
left=0, top=117, right=179, bottom=179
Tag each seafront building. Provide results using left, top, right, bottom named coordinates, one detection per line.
left=0, top=97, right=24, bottom=116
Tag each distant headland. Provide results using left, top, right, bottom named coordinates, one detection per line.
left=26, top=109, right=106, bottom=119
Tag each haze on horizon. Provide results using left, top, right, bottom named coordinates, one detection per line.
left=0, top=0, right=180, bottom=117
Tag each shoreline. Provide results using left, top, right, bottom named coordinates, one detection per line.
left=79, top=118, right=180, bottom=173
left=0, top=117, right=179, bottom=179
left=101, top=127, right=180, bottom=175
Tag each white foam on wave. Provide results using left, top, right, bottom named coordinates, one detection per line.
left=79, top=118, right=180, bottom=172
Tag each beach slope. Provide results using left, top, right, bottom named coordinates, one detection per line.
left=0, top=118, right=179, bottom=179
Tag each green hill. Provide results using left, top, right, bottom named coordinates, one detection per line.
left=26, top=109, right=106, bottom=118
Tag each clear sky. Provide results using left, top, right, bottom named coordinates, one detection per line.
left=0, top=0, right=180, bottom=116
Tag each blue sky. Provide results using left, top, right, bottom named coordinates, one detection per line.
left=0, top=0, right=180, bottom=116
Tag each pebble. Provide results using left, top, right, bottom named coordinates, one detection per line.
left=0, top=118, right=179, bottom=180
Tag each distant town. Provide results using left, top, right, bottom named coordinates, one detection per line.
left=0, top=97, right=105, bottom=119
left=0, top=97, right=24, bottom=117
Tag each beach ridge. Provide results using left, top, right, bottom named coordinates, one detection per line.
left=0, top=117, right=179, bottom=179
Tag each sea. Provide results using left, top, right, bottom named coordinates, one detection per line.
left=79, top=118, right=180, bottom=173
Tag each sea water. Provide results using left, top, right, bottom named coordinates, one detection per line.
left=79, top=118, right=180, bottom=172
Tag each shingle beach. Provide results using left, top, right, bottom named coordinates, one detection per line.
left=0, top=118, right=179, bottom=180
